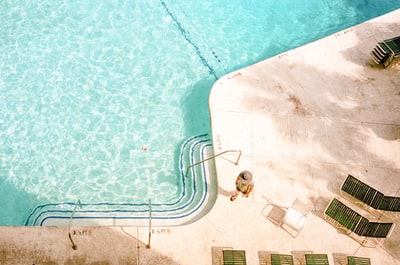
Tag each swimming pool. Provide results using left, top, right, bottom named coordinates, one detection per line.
left=1, top=0, right=399, bottom=226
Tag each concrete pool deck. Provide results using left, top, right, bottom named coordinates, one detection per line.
left=1, top=8, right=400, bottom=265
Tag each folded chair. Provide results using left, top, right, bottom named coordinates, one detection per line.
left=324, top=198, right=394, bottom=247
left=305, top=253, right=330, bottom=265
left=263, top=198, right=313, bottom=238
left=347, top=255, right=371, bottom=265
left=271, top=253, right=294, bottom=265
left=222, top=249, right=247, bottom=265
left=370, top=35, right=400, bottom=67
left=282, top=199, right=313, bottom=237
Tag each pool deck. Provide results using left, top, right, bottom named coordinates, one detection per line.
left=1, top=9, right=400, bottom=265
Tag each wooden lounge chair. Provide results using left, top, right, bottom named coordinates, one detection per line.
left=222, top=249, right=247, bottom=265
left=324, top=198, right=394, bottom=246
left=305, top=254, right=329, bottom=265
left=341, top=175, right=400, bottom=215
left=271, top=253, right=294, bottom=265
left=347, top=255, right=371, bottom=265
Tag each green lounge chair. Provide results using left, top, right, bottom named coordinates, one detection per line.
left=222, top=250, right=247, bottom=265
left=324, top=198, right=394, bottom=246
left=305, top=253, right=329, bottom=265
left=341, top=175, right=384, bottom=209
left=271, top=253, right=294, bottom=265
left=347, top=255, right=371, bottom=265
left=341, top=174, right=400, bottom=213
left=370, top=35, right=400, bottom=67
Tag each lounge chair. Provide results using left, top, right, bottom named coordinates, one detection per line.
left=324, top=198, right=394, bottom=246
left=347, top=255, right=371, bottom=265
left=341, top=175, right=384, bottom=209
left=222, top=249, right=247, bottom=265
left=305, top=254, right=330, bottom=265
left=379, top=195, right=400, bottom=212
left=341, top=175, right=400, bottom=214
left=370, top=35, right=400, bottom=67
left=271, top=253, right=294, bottom=265
left=282, top=199, right=313, bottom=237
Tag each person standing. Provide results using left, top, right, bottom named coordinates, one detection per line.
left=230, top=170, right=254, bottom=201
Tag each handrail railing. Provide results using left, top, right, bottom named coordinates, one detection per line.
left=185, top=149, right=242, bottom=178
left=146, top=198, right=152, bottom=249
left=68, top=199, right=82, bottom=250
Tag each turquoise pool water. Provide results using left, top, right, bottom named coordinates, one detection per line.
left=1, top=0, right=399, bottom=225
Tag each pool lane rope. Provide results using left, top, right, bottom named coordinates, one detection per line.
left=173, top=4, right=228, bottom=74
left=160, top=0, right=221, bottom=80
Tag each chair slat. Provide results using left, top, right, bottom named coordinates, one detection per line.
left=325, top=198, right=362, bottom=231
left=325, top=198, right=394, bottom=239
left=341, top=175, right=393, bottom=211
left=305, top=254, right=329, bottom=265
left=379, top=196, right=400, bottom=211
left=271, top=253, right=294, bottom=265
left=347, top=256, right=371, bottom=265
left=362, top=222, right=393, bottom=238
left=223, top=250, right=246, bottom=265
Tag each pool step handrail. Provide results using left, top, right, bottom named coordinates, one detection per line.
left=185, top=149, right=242, bottom=178
left=68, top=199, right=81, bottom=250
left=146, top=198, right=152, bottom=249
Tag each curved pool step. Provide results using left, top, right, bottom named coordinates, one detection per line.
left=24, top=134, right=217, bottom=226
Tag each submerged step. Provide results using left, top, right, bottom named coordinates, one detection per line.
left=25, top=134, right=217, bottom=226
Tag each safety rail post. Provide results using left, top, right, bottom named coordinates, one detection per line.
left=146, top=199, right=152, bottom=249
left=185, top=149, right=242, bottom=178
left=68, top=199, right=82, bottom=250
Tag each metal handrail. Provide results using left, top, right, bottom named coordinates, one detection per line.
left=68, top=199, right=82, bottom=250
left=185, top=149, right=242, bottom=178
left=146, top=199, right=152, bottom=249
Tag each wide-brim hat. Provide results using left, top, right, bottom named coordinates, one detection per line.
left=239, top=170, right=252, bottom=180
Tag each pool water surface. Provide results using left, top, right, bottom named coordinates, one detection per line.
left=1, top=0, right=399, bottom=225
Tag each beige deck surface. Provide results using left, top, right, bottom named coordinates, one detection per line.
left=1, top=9, right=400, bottom=265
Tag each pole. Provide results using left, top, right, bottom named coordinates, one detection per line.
left=68, top=199, right=81, bottom=250
left=146, top=198, right=152, bottom=249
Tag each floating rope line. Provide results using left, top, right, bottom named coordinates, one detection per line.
left=159, top=0, right=218, bottom=80
left=175, top=6, right=228, bottom=73
left=211, top=49, right=227, bottom=73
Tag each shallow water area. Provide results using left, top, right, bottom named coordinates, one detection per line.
left=1, top=0, right=211, bottom=225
